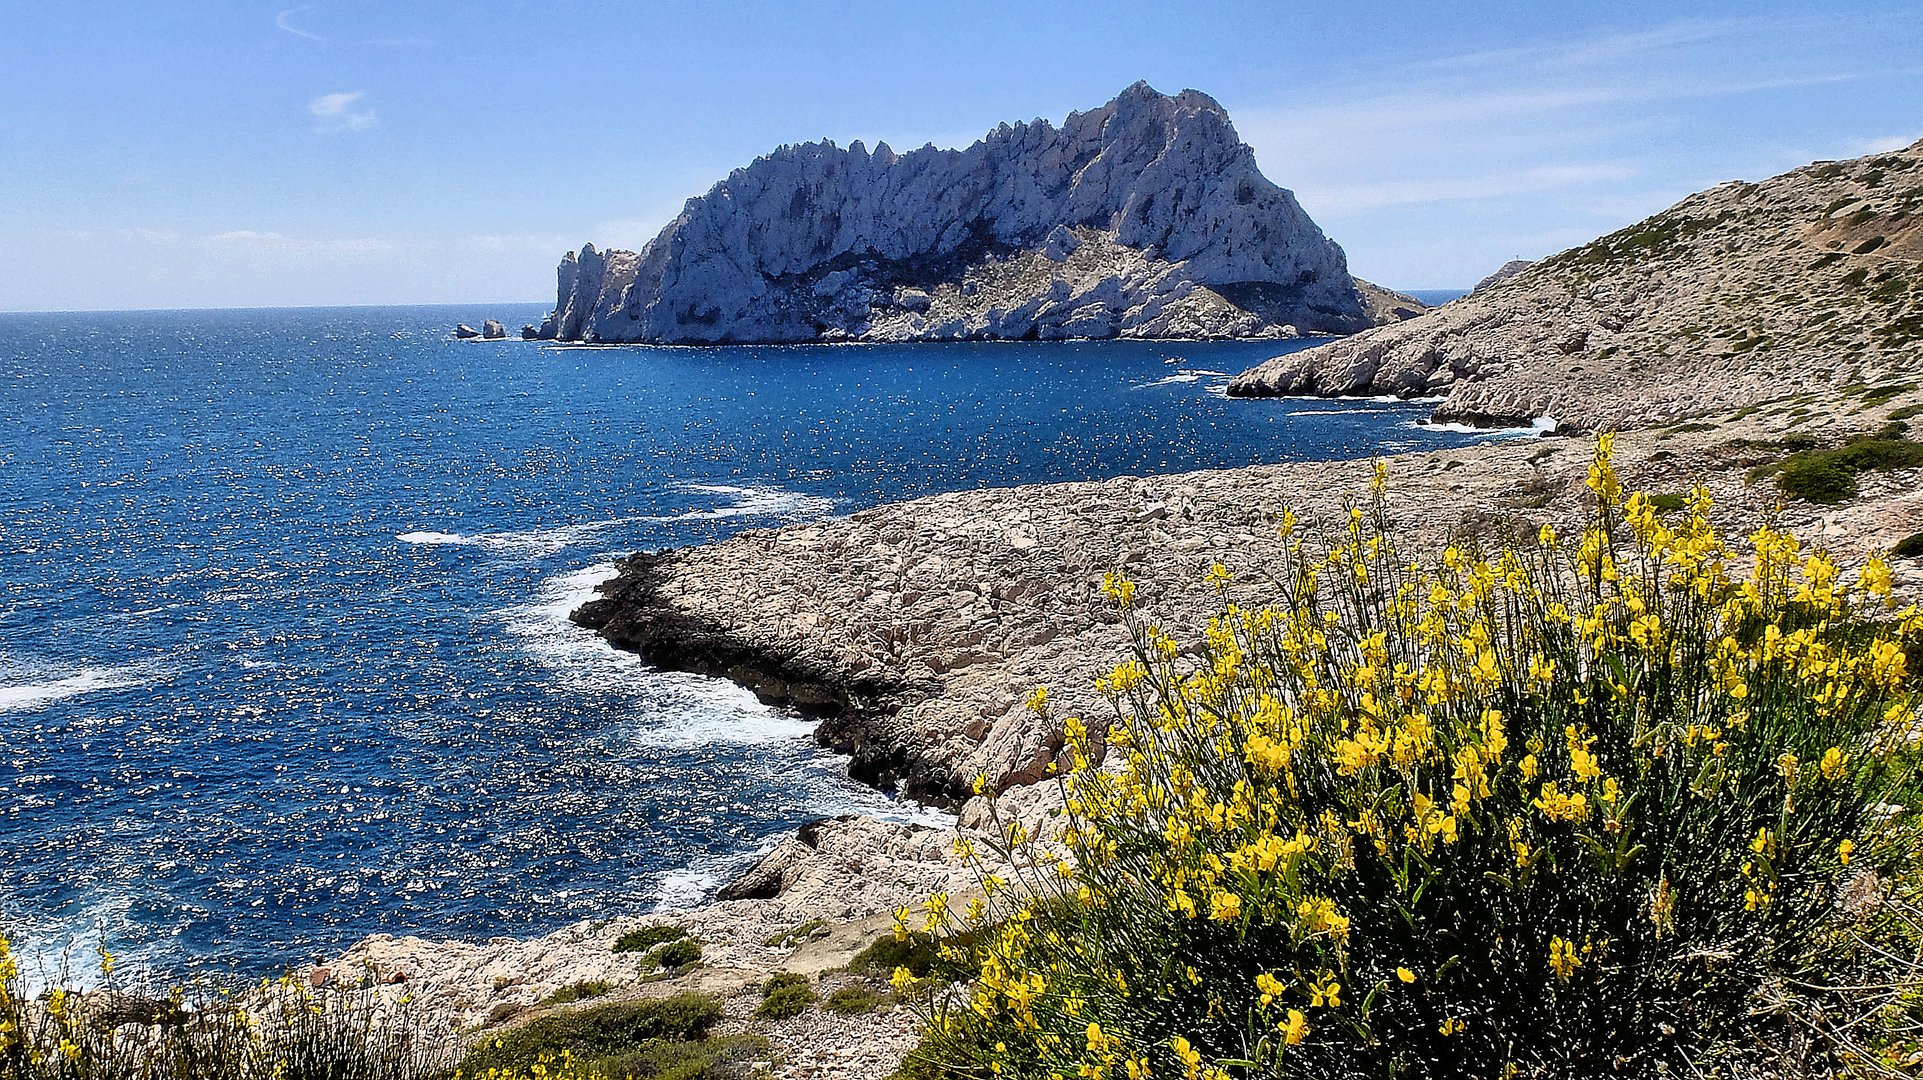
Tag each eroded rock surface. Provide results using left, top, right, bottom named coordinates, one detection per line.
left=534, top=83, right=1393, bottom=344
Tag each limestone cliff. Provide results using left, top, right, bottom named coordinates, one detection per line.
left=536, top=83, right=1381, bottom=344
left=1228, top=138, right=1923, bottom=429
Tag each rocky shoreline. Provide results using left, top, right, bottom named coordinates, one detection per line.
left=315, top=134, right=1923, bottom=1078
left=320, top=373, right=1923, bottom=1078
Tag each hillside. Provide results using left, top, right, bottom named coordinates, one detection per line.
left=1228, top=138, right=1923, bottom=429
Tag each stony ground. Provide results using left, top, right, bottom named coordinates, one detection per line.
left=1229, top=137, right=1923, bottom=430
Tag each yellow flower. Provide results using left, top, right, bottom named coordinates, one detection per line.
left=1839, top=838, right=1856, bottom=866
left=1254, top=971, right=1286, bottom=1007
left=1549, top=936, right=1582, bottom=981
left=1205, top=563, right=1232, bottom=591
left=1439, top=1017, right=1466, bottom=1037
left=1820, top=747, right=1848, bottom=781
left=1280, top=1009, right=1310, bottom=1045
left=1207, top=890, right=1242, bottom=922
left=1170, top=1035, right=1202, bottom=1080
left=1308, top=975, right=1341, bottom=1008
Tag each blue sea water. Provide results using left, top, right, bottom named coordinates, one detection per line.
left=0, top=305, right=1502, bottom=982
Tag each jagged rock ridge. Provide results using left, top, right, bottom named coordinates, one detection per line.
left=1227, top=138, right=1923, bottom=429
left=537, top=82, right=1385, bottom=344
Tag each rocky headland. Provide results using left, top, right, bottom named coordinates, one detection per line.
left=1229, top=137, right=1923, bottom=429
left=329, top=140, right=1923, bottom=1078
left=534, top=83, right=1411, bottom=345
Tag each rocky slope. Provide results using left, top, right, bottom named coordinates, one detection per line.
left=536, top=83, right=1388, bottom=344
left=1228, top=138, right=1923, bottom=429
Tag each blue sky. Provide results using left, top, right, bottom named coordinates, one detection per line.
left=2, top=1, right=1919, bottom=311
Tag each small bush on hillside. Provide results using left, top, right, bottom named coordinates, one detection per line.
left=1895, top=532, right=1923, bottom=561
left=613, top=925, right=688, bottom=954
left=455, top=993, right=721, bottom=1076
left=753, top=973, right=816, bottom=1020
left=823, top=984, right=887, bottom=1015
left=901, top=442, right=1923, bottom=1079
left=643, top=939, right=702, bottom=971
left=1756, top=433, right=1923, bottom=503
left=538, top=979, right=612, bottom=1007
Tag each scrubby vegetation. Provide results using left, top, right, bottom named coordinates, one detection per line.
left=899, top=443, right=1923, bottom=1079
left=0, top=945, right=458, bottom=1079
left=1750, top=431, right=1923, bottom=503
left=613, top=926, right=688, bottom=955
left=752, top=973, right=816, bottom=1020
left=454, top=994, right=731, bottom=1078
left=823, top=984, right=887, bottom=1016
left=642, top=940, right=702, bottom=973
left=762, top=919, right=829, bottom=948
left=538, top=980, right=613, bottom=1007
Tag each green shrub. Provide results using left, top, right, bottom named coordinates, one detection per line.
left=762, top=918, right=829, bottom=948
left=644, top=939, right=702, bottom=971
left=613, top=925, right=688, bottom=954
left=1646, top=492, right=1687, bottom=514
left=538, top=980, right=612, bottom=1007
left=1761, top=434, right=1923, bottom=503
left=902, top=446, right=1923, bottom=1079
left=753, top=973, right=817, bottom=1020
left=585, top=1033, right=768, bottom=1080
left=0, top=948, right=461, bottom=1080
left=823, top=984, right=886, bottom=1015
left=1894, top=531, right=1923, bottom=560
left=456, top=994, right=722, bottom=1076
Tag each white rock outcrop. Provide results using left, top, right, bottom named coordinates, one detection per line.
left=536, top=83, right=1378, bottom=344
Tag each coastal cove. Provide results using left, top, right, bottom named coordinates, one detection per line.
left=0, top=306, right=1507, bottom=982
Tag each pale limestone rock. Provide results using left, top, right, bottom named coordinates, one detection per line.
left=536, top=83, right=1384, bottom=344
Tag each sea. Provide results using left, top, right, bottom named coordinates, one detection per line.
left=0, top=303, right=1506, bottom=984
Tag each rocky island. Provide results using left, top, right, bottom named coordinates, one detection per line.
left=533, top=83, right=1419, bottom=345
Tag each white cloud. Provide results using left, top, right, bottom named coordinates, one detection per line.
left=1299, top=164, right=1636, bottom=215
left=275, top=6, right=325, bottom=41
left=1847, top=133, right=1922, bottom=155
left=308, top=90, right=378, bottom=132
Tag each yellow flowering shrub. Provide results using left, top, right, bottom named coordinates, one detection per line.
left=905, top=443, right=1923, bottom=1078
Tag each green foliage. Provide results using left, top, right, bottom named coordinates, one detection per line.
left=847, top=929, right=979, bottom=982
left=613, top=925, right=688, bottom=954
left=1753, top=434, right=1923, bottom=503
left=904, top=449, right=1923, bottom=1079
left=753, top=973, right=816, bottom=1020
left=0, top=952, right=461, bottom=1080
left=1646, top=492, right=1688, bottom=514
left=580, top=1033, right=768, bottom=1080
left=1894, top=532, right=1923, bottom=561
left=822, top=985, right=887, bottom=1016
left=643, top=939, right=702, bottom=971
left=762, top=918, right=829, bottom=948
left=539, top=980, right=613, bottom=1007
left=456, top=994, right=723, bottom=1076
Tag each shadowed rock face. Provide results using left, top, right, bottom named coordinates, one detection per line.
left=536, top=82, right=1378, bottom=344
left=1227, top=138, right=1923, bottom=430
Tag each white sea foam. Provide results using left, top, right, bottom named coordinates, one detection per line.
left=1287, top=407, right=1397, bottom=417
left=1410, top=414, right=1558, bottom=437
left=397, top=485, right=836, bottom=557
left=671, top=484, right=837, bottom=520
left=396, top=530, right=473, bottom=546
left=0, top=658, right=166, bottom=714
left=1138, top=373, right=1202, bottom=387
